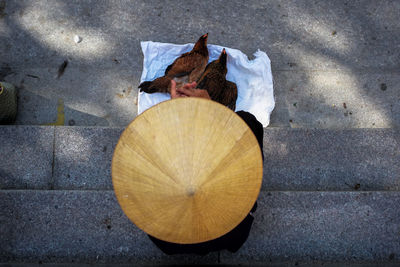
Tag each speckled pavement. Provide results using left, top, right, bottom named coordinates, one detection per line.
left=1, top=0, right=400, bottom=265
left=1, top=126, right=400, bottom=265
left=0, top=0, right=399, bottom=128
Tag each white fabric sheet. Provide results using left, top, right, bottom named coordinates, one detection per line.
left=138, top=41, right=274, bottom=127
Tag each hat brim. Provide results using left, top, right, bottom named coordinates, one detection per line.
left=112, top=98, right=263, bottom=244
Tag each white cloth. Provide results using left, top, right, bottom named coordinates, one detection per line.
left=138, top=41, right=274, bottom=127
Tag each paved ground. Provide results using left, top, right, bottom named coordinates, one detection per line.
left=1, top=126, right=399, bottom=191
left=1, top=0, right=399, bottom=127
left=3, top=264, right=400, bottom=267
left=1, top=126, right=400, bottom=264
left=1, top=1, right=400, bottom=265
left=2, top=190, right=400, bottom=264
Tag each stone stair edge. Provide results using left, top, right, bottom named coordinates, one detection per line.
left=2, top=189, right=400, bottom=193
left=2, top=263, right=400, bottom=267
left=1, top=125, right=399, bottom=191
left=0, top=124, right=399, bottom=130
left=2, top=190, right=400, bottom=264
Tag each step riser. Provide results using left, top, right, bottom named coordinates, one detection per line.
left=1, top=191, right=399, bottom=264
left=0, top=190, right=217, bottom=264
left=263, top=128, right=400, bottom=191
left=1, top=126, right=399, bottom=191
left=0, top=126, right=54, bottom=189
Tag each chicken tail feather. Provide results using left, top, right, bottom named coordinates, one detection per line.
left=139, top=76, right=171, bottom=93
left=138, top=81, right=152, bottom=92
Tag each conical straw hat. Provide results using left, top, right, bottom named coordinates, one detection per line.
left=112, top=98, right=263, bottom=244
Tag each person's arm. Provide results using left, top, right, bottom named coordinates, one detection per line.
left=170, top=80, right=211, bottom=100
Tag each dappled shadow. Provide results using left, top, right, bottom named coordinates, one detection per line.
left=16, top=88, right=109, bottom=126
left=2, top=2, right=400, bottom=264
left=262, top=1, right=400, bottom=128
left=1, top=2, right=400, bottom=264
left=0, top=0, right=399, bottom=127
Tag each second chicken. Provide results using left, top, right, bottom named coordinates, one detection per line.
left=196, top=48, right=238, bottom=111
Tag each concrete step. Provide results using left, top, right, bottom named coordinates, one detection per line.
left=1, top=126, right=399, bottom=191
left=1, top=190, right=399, bottom=264
left=4, top=67, right=399, bottom=128
left=2, top=264, right=400, bottom=267
left=2, top=1, right=399, bottom=71
left=1, top=1, right=400, bottom=128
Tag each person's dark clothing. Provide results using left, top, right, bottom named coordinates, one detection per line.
left=236, top=110, right=264, bottom=161
left=148, top=110, right=264, bottom=255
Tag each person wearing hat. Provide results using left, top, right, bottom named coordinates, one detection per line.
left=112, top=80, right=264, bottom=255
left=147, top=80, right=264, bottom=255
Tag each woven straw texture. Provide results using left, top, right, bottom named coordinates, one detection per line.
left=112, top=98, right=262, bottom=244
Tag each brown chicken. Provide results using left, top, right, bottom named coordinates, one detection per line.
left=139, top=33, right=209, bottom=94
left=196, top=48, right=238, bottom=111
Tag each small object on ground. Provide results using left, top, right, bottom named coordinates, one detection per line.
left=0, top=81, right=18, bottom=124
left=68, top=119, right=75, bottom=126
left=0, top=1, right=6, bottom=18
left=57, top=60, right=68, bottom=79
left=139, top=33, right=209, bottom=93
left=126, top=86, right=133, bottom=96
left=74, top=35, right=82, bottom=43
left=26, top=74, right=40, bottom=79
left=116, top=93, right=124, bottom=98
left=380, top=83, right=387, bottom=91
left=44, top=98, right=65, bottom=126
left=343, top=102, right=347, bottom=109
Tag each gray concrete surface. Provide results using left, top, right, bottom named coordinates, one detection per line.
left=0, top=0, right=399, bottom=127
left=0, top=126, right=54, bottom=189
left=1, top=190, right=399, bottom=264
left=221, top=191, right=400, bottom=264
left=270, top=71, right=400, bottom=128
left=2, top=126, right=399, bottom=191
left=0, top=190, right=218, bottom=265
left=1, top=125, right=399, bottom=264
left=3, top=264, right=400, bottom=267
left=262, top=128, right=400, bottom=191
left=54, top=127, right=122, bottom=189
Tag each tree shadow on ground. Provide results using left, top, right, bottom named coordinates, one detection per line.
left=1, top=0, right=399, bottom=127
